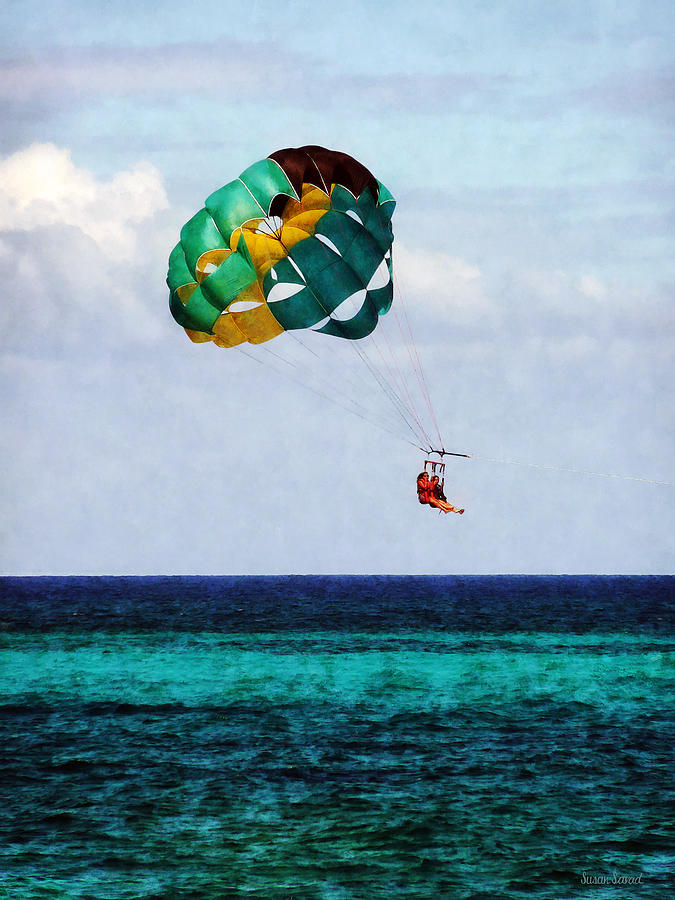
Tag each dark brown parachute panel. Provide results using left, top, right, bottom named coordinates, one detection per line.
left=269, top=145, right=380, bottom=205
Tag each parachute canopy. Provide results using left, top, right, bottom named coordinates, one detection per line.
left=167, top=146, right=395, bottom=347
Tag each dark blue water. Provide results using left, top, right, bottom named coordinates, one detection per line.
left=1, top=576, right=673, bottom=898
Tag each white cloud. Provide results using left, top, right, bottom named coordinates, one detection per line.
left=391, top=245, right=663, bottom=352
left=495, top=263, right=671, bottom=337
left=544, top=333, right=599, bottom=363
left=578, top=274, right=607, bottom=299
left=0, top=144, right=172, bottom=352
left=394, top=242, right=497, bottom=324
left=0, top=143, right=168, bottom=260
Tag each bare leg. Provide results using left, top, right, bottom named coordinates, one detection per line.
left=428, top=498, right=464, bottom=514
left=437, top=500, right=464, bottom=514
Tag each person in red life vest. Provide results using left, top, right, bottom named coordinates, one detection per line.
left=416, top=471, right=431, bottom=504
left=416, top=472, right=464, bottom=515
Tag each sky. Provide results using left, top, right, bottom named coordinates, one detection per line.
left=1, top=0, right=673, bottom=575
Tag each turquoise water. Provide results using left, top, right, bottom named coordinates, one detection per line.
left=1, top=576, right=673, bottom=898
left=2, top=631, right=673, bottom=711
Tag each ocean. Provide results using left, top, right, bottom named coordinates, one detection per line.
left=0, top=575, right=673, bottom=899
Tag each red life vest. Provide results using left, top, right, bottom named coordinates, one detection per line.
left=416, top=476, right=431, bottom=504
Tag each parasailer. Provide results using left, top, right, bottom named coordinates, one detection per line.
left=416, top=471, right=464, bottom=515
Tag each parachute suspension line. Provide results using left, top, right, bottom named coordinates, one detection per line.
left=286, top=329, right=321, bottom=360
left=285, top=323, right=408, bottom=427
left=254, top=340, right=418, bottom=445
left=307, top=201, right=442, bottom=454
left=283, top=229, right=432, bottom=449
left=309, top=208, right=435, bottom=449
left=387, top=266, right=441, bottom=447
left=361, top=327, right=434, bottom=449
left=235, top=344, right=421, bottom=449
left=345, top=335, right=430, bottom=448
left=308, top=287, right=430, bottom=448
left=260, top=231, right=425, bottom=446
left=371, top=301, right=437, bottom=447
left=396, top=303, right=443, bottom=449
left=392, top=274, right=444, bottom=451
left=257, top=341, right=369, bottom=414
left=283, top=329, right=420, bottom=440
left=348, top=278, right=436, bottom=451
left=269, top=229, right=409, bottom=425
left=236, top=232, right=423, bottom=448
left=243, top=194, right=429, bottom=451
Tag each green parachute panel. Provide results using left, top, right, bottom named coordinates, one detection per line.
left=238, top=158, right=298, bottom=209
